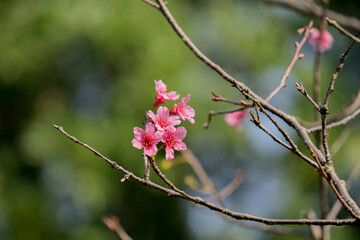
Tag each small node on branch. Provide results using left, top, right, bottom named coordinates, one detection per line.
left=240, top=100, right=251, bottom=106
left=298, top=53, right=305, bottom=60
left=249, top=111, right=260, bottom=125
left=121, top=173, right=131, bottom=183
left=297, top=28, right=305, bottom=35
left=320, top=107, right=331, bottom=115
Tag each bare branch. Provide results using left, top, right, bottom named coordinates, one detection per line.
left=308, top=148, right=359, bottom=219
left=266, top=22, right=312, bottom=102
left=320, top=31, right=359, bottom=166
left=54, top=124, right=359, bottom=226
left=326, top=17, right=360, bottom=43
left=302, top=91, right=360, bottom=130
left=322, top=35, right=358, bottom=112
left=327, top=163, right=360, bottom=220
left=305, top=210, right=322, bottom=240
left=211, top=92, right=252, bottom=106
left=102, top=216, right=133, bottom=240
left=249, top=111, right=293, bottom=151
left=296, top=82, right=321, bottom=112
left=321, top=113, right=332, bottom=164
left=262, top=0, right=360, bottom=31
left=254, top=101, right=318, bottom=167
left=182, top=149, right=226, bottom=207
left=142, top=0, right=159, bottom=9
left=307, top=108, right=360, bottom=133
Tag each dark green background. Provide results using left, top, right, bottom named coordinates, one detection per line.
left=0, top=0, right=359, bottom=239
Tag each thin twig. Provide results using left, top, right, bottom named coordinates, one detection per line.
left=320, top=31, right=359, bottom=165
left=150, top=159, right=196, bottom=200
left=102, top=216, right=133, bottom=240
left=295, top=82, right=321, bottom=112
left=262, top=0, right=360, bottom=31
left=308, top=147, right=359, bottom=219
left=182, top=149, right=226, bottom=207
left=249, top=111, right=293, bottom=150
left=316, top=28, right=360, bottom=226
left=142, top=0, right=159, bottom=9
left=307, top=108, right=360, bottom=133
left=309, top=147, right=328, bottom=179
left=327, top=163, right=360, bottom=220
left=120, top=173, right=131, bottom=183
left=265, top=22, right=312, bottom=102
left=254, top=101, right=318, bottom=167
left=326, top=17, right=360, bottom=43
left=305, top=210, right=322, bottom=240
left=321, top=113, right=332, bottom=164
left=301, top=91, right=360, bottom=130
left=322, top=32, right=359, bottom=110
left=211, top=92, right=252, bottom=106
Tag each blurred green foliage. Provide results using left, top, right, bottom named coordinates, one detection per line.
left=0, top=0, right=359, bottom=239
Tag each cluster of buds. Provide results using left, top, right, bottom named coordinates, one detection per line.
left=132, top=80, right=195, bottom=160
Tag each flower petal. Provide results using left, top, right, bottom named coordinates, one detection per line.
left=144, top=123, right=155, bottom=135
left=166, top=91, right=180, bottom=100
left=153, top=131, right=163, bottom=143
left=175, top=127, right=187, bottom=141
left=144, top=145, right=157, bottom=157
left=133, top=127, right=144, bottom=141
left=155, top=80, right=167, bottom=94
left=147, top=111, right=157, bottom=122
left=157, top=106, right=169, bottom=121
left=165, top=146, right=175, bottom=160
left=168, top=115, right=181, bottom=127
left=173, top=141, right=187, bottom=151
left=131, top=139, right=143, bottom=149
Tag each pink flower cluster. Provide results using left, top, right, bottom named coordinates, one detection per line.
left=309, top=28, right=334, bottom=53
left=132, top=80, right=195, bottom=160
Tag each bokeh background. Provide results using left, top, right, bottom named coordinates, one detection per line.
left=0, top=0, right=359, bottom=239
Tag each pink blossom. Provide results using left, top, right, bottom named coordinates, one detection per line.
left=147, top=106, right=181, bottom=131
left=131, top=123, right=162, bottom=157
left=225, top=110, right=247, bottom=132
left=169, top=95, right=196, bottom=124
left=309, top=28, right=334, bottom=53
left=161, top=127, right=187, bottom=160
left=153, top=80, right=180, bottom=107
